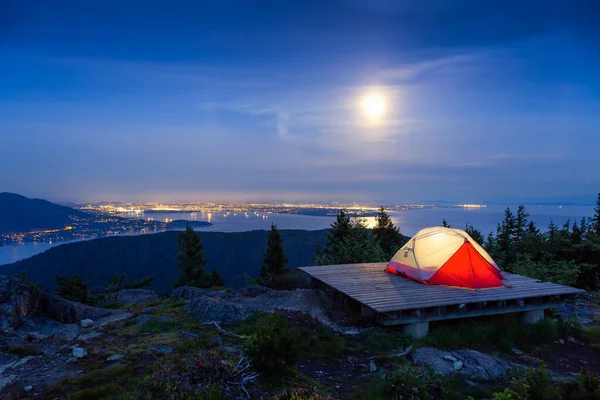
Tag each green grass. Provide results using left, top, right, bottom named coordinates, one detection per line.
left=420, top=316, right=561, bottom=351
left=49, top=365, right=139, bottom=398
left=0, top=345, right=42, bottom=357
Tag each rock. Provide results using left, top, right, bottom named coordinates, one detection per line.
left=155, top=316, right=174, bottom=324
left=223, top=346, right=237, bottom=354
left=184, top=296, right=253, bottom=325
left=147, top=345, right=174, bottom=354
left=369, top=360, right=377, bottom=372
left=80, top=319, right=94, bottom=328
left=511, top=348, right=523, bottom=356
left=568, top=336, right=576, bottom=343
left=179, top=332, right=200, bottom=341
left=412, top=348, right=512, bottom=380
left=558, top=339, right=565, bottom=344
left=0, top=375, right=17, bottom=392
left=105, top=289, right=158, bottom=306
left=135, top=314, right=152, bottom=326
left=107, top=354, right=125, bottom=361
left=53, top=324, right=81, bottom=342
left=208, top=336, right=223, bottom=346
left=0, top=275, right=46, bottom=332
left=172, top=285, right=332, bottom=327
left=78, top=332, right=103, bottom=342
left=72, top=347, right=87, bottom=358
left=444, top=355, right=458, bottom=362
left=141, top=307, right=157, bottom=314
left=24, top=385, right=33, bottom=392
left=347, top=356, right=358, bottom=364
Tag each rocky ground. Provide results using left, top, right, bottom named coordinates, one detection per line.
left=1, top=274, right=600, bottom=399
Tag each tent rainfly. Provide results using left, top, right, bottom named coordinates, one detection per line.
left=386, top=227, right=505, bottom=289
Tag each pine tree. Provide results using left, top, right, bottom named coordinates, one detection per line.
left=515, top=205, right=529, bottom=241
left=495, top=207, right=517, bottom=270
left=210, top=268, right=225, bottom=287
left=465, top=223, right=485, bottom=245
left=316, top=215, right=386, bottom=265
left=373, top=206, right=404, bottom=257
left=174, top=225, right=207, bottom=288
left=442, top=218, right=451, bottom=228
left=527, top=221, right=539, bottom=234
left=593, top=193, right=600, bottom=235
left=260, top=223, right=288, bottom=281
left=326, top=210, right=352, bottom=247
left=55, top=273, right=96, bottom=305
left=318, top=210, right=353, bottom=262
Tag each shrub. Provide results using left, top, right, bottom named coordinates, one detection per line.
left=136, top=352, right=258, bottom=399
left=274, top=388, right=335, bottom=400
left=378, top=364, right=446, bottom=400
left=55, top=273, right=98, bottom=305
left=491, top=364, right=600, bottom=400
left=245, top=313, right=302, bottom=380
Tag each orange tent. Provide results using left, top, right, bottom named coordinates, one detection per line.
left=386, top=227, right=504, bottom=289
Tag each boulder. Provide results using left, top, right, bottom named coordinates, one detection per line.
left=182, top=296, right=253, bottom=325
left=0, top=275, right=45, bottom=332
left=107, top=354, right=125, bottom=361
left=412, top=347, right=512, bottom=380
left=147, top=345, right=174, bottom=354
left=105, top=289, right=158, bottom=306
left=78, top=332, right=103, bottom=342
left=135, top=315, right=152, bottom=326
left=369, top=360, right=377, bottom=372
left=208, top=336, right=223, bottom=346
left=179, top=332, right=200, bottom=341
left=172, top=285, right=332, bottom=327
left=80, top=319, right=94, bottom=328
left=155, top=316, right=174, bottom=324
left=72, top=347, right=87, bottom=358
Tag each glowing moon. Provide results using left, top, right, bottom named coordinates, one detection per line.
left=361, top=92, right=386, bottom=120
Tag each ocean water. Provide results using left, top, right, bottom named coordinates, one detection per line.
left=0, top=204, right=593, bottom=266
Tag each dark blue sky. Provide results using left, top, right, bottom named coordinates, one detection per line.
left=1, top=0, right=599, bottom=203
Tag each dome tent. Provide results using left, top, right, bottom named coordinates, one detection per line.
left=386, top=227, right=504, bottom=289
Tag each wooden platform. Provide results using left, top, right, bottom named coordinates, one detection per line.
left=299, top=263, right=585, bottom=327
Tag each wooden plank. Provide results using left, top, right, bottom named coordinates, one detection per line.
left=299, top=263, right=586, bottom=324
left=381, top=302, right=563, bottom=325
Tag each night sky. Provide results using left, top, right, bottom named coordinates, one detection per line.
left=1, top=1, right=599, bottom=204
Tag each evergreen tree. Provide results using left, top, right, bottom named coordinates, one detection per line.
left=210, top=268, right=226, bottom=287
left=174, top=225, right=208, bottom=288
left=527, top=221, right=539, bottom=235
left=316, top=216, right=386, bottom=265
left=593, top=193, right=600, bottom=235
left=326, top=209, right=352, bottom=247
left=515, top=205, right=529, bottom=242
left=333, top=220, right=387, bottom=264
left=495, top=208, right=517, bottom=270
left=260, top=223, right=288, bottom=282
left=55, top=273, right=96, bottom=305
left=317, top=209, right=353, bottom=263
left=465, top=223, right=485, bottom=245
left=373, top=206, right=405, bottom=257
left=442, top=218, right=451, bottom=228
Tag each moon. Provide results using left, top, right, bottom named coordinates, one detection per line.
left=361, top=92, right=386, bottom=120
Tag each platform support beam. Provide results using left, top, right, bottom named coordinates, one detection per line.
left=403, top=322, right=429, bottom=339
left=520, top=309, right=544, bottom=325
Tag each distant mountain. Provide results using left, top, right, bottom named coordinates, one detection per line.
left=0, top=193, right=88, bottom=234
left=1, top=229, right=329, bottom=292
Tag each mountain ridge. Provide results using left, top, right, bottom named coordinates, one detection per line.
left=1, top=229, right=329, bottom=291
left=0, top=192, right=89, bottom=234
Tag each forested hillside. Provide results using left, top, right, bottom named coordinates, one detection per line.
left=3, top=229, right=329, bottom=292
left=0, top=192, right=88, bottom=233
